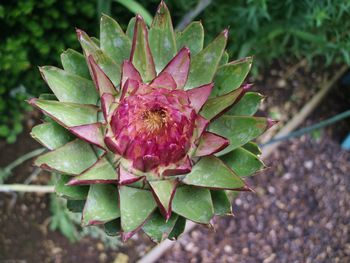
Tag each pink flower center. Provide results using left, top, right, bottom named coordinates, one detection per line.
left=141, top=107, right=168, bottom=134
left=110, top=87, right=196, bottom=171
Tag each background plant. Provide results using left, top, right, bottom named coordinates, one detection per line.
left=1, top=0, right=349, bottom=143
left=200, top=0, right=350, bottom=73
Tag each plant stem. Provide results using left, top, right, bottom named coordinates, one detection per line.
left=0, top=184, right=54, bottom=193
left=114, top=0, right=153, bottom=26
left=4, top=148, right=46, bottom=172
left=263, top=109, right=350, bottom=146
left=176, top=0, right=212, bottom=30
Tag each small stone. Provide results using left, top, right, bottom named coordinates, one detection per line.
left=242, top=247, right=249, bottom=255
left=277, top=78, right=287, bottom=88
left=185, top=242, right=194, bottom=251
left=267, top=186, right=275, bottom=194
left=99, top=252, right=107, bottom=263
left=235, top=198, right=242, bottom=206
left=113, top=253, right=129, bottom=263
left=224, top=245, right=232, bottom=253
left=304, top=160, right=313, bottom=170
left=96, top=242, right=104, bottom=251
left=263, top=253, right=276, bottom=263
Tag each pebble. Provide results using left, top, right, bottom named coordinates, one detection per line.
left=304, top=160, right=313, bottom=169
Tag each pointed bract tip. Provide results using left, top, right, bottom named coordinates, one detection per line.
left=165, top=212, right=172, bottom=222
left=135, top=14, right=144, bottom=22
left=75, top=28, right=86, bottom=40
left=158, top=0, right=168, bottom=9
left=223, top=29, right=229, bottom=38
left=100, top=13, right=109, bottom=21
left=27, top=98, right=37, bottom=106
left=179, top=46, right=191, bottom=55
left=267, top=118, right=279, bottom=129
left=121, top=232, right=134, bottom=242
left=75, top=28, right=82, bottom=35
left=65, top=179, right=78, bottom=186
left=38, top=66, right=47, bottom=81
left=242, top=83, right=254, bottom=92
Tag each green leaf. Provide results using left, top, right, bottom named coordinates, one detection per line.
left=82, top=184, right=120, bottom=226
left=220, top=51, right=229, bottom=66
left=55, top=174, right=89, bottom=200
left=211, top=190, right=232, bottom=216
left=31, top=122, right=74, bottom=150
left=200, top=87, right=243, bottom=120
left=61, top=49, right=90, bottom=79
left=210, top=116, right=269, bottom=155
left=49, top=195, right=79, bottom=242
left=68, top=158, right=117, bottom=185
left=100, top=14, right=131, bottom=66
left=183, top=155, right=244, bottom=189
left=130, top=16, right=156, bottom=82
left=176, top=21, right=204, bottom=56
left=126, top=17, right=136, bottom=40
left=77, top=29, right=120, bottom=86
left=185, top=30, right=227, bottom=90
left=39, top=66, right=98, bottom=105
left=119, top=186, right=156, bottom=233
left=39, top=93, right=57, bottom=100
left=91, top=37, right=100, bottom=46
left=149, top=1, right=177, bottom=73
left=220, top=147, right=264, bottom=177
left=172, top=186, right=213, bottom=224
left=168, top=216, right=186, bottom=240
left=149, top=179, right=177, bottom=218
left=242, top=142, right=261, bottom=155
left=212, top=57, right=253, bottom=97
left=227, top=92, right=263, bottom=116
left=104, top=218, right=121, bottom=236
left=142, top=212, right=178, bottom=242
left=35, top=139, right=97, bottom=175
left=67, top=199, right=85, bottom=213
left=30, top=99, right=99, bottom=127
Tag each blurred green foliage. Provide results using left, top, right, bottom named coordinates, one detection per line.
left=200, top=0, right=350, bottom=72
left=0, top=0, right=96, bottom=143
left=1, top=0, right=350, bottom=143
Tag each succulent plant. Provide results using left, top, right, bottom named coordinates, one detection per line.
left=29, top=1, right=275, bottom=242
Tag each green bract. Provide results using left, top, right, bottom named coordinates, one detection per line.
left=29, top=1, right=274, bottom=242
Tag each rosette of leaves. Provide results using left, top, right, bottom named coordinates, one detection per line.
left=29, top=1, right=275, bottom=242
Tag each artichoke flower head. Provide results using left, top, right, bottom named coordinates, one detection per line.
left=29, top=1, right=275, bottom=242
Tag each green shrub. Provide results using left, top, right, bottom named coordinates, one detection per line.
left=199, top=0, right=350, bottom=72
left=0, top=0, right=97, bottom=143
left=1, top=0, right=349, bottom=143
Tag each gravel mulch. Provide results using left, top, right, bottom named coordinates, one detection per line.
left=159, top=135, right=350, bottom=263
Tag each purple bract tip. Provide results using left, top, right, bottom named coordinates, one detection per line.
left=267, top=118, right=279, bottom=129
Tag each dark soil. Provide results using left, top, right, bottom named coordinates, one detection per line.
left=159, top=135, right=350, bottom=263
